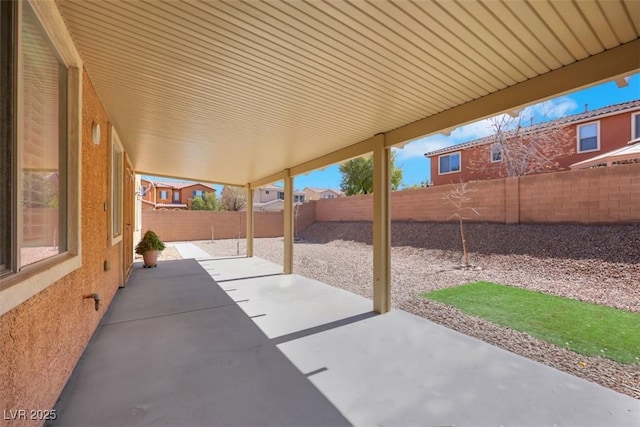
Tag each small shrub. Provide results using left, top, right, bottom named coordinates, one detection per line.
left=135, top=230, right=166, bottom=255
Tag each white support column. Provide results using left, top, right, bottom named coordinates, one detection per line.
left=245, top=185, right=254, bottom=257
left=372, top=134, right=391, bottom=314
left=283, top=170, right=294, bottom=274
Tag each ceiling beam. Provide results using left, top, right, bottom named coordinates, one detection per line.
left=385, top=40, right=640, bottom=147
left=135, top=169, right=238, bottom=188
left=247, top=40, right=639, bottom=189
left=289, top=136, right=378, bottom=178
left=249, top=170, right=286, bottom=189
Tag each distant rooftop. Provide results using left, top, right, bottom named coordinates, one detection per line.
left=304, top=187, right=344, bottom=194
left=141, top=177, right=216, bottom=191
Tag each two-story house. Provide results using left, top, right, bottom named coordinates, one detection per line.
left=424, top=99, right=640, bottom=185
left=140, top=178, right=216, bottom=210
left=303, top=187, right=345, bottom=201
left=253, top=185, right=306, bottom=212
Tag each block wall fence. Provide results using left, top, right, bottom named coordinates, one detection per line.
left=142, top=201, right=317, bottom=242
left=143, top=164, right=640, bottom=241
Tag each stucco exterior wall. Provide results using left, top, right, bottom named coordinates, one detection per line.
left=0, top=71, right=127, bottom=426
left=429, top=110, right=638, bottom=186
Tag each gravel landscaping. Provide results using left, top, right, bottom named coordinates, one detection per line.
left=186, top=221, right=639, bottom=399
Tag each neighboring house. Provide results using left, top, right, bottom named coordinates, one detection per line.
left=253, top=185, right=306, bottom=211
left=304, top=187, right=344, bottom=200
left=571, top=137, right=640, bottom=169
left=140, top=178, right=216, bottom=210
left=253, top=199, right=286, bottom=212
left=424, top=99, right=640, bottom=186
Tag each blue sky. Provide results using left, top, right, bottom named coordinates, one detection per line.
left=149, top=73, right=640, bottom=191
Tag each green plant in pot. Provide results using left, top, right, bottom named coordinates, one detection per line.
left=135, top=230, right=165, bottom=268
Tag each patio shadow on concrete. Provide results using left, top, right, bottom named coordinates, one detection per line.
left=50, top=259, right=350, bottom=427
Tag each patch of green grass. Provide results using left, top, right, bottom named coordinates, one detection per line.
left=422, top=282, right=640, bottom=364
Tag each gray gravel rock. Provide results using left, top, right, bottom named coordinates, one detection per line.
left=195, top=221, right=640, bottom=399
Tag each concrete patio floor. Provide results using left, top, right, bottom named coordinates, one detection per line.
left=52, top=250, right=639, bottom=427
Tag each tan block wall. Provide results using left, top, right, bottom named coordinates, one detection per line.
left=295, top=201, right=317, bottom=235
left=519, top=163, right=640, bottom=224
left=315, top=193, right=373, bottom=221
left=0, top=71, right=127, bottom=426
left=141, top=202, right=317, bottom=242
left=144, top=165, right=638, bottom=244
left=315, top=180, right=506, bottom=223
left=315, top=164, right=639, bottom=225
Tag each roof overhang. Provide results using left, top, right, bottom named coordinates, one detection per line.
left=55, top=0, right=640, bottom=186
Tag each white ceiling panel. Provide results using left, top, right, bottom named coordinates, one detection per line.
left=55, top=0, right=640, bottom=185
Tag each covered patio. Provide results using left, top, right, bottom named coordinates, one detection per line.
left=56, top=0, right=640, bottom=314
left=3, top=2, right=639, bottom=423
left=53, top=251, right=639, bottom=426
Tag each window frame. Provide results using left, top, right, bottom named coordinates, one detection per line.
left=1, top=0, right=83, bottom=316
left=0, top=1, right=15, bottom=276
left=632, top=112, right=640, bottom=141
left=159, top=190, right=169, bottom=200
left=576, top=121, right=600, bottom=154
left=490, top=143, right=502, bottom=163
left=109, top=126, right=123, bottom=246
left=438, top=151, right=461, bottom=175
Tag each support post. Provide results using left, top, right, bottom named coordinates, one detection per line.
left=372, top=135, right=391, bottom=314
left=283, top=170, right=294, bottom=274
left=245, top=184, right=254, bottom=257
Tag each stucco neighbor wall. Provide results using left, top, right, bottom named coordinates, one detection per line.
left=0, top=71, right=127, bottom=426
left=429, top=109, right=638, bottom=186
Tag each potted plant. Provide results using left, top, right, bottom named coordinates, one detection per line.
left=135, top=230, right=165, bottom=268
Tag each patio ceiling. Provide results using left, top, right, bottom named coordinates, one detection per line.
left=55, top=0, right=640, bottom=186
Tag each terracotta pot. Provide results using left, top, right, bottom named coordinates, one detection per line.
left=142, top=250, right=159, bottom=267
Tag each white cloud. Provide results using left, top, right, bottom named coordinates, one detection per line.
left=449, top=116, right=504, bottom=141
left=395, top=135, right=456, bottom=160
left=393, top=96, right=579, bottom=160
left=522, top=97, right=578, bottom=122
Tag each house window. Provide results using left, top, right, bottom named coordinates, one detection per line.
left=277, top=191, right=284, bottom=200
left=193, top=190, right=204, bottom=198
left=110, top=129, right=123, bottom=245
left=438, top=152, right=461, bottom=174
left=1, top=2, right=70, bottom=271
left=632, top=113, right=640, bottom=140
left=294, top=195, right=305, bottom=203
left=173, top=192, right=180, bottom=202
left=1, top=0, right=82, bottom=314
left=159, top=190, right=169, bottom=199
left=577, top=122, right=599, bottom=153
left=322, top=194, right=335, bottom=199
left=491, top=144, right=502, bottom=162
